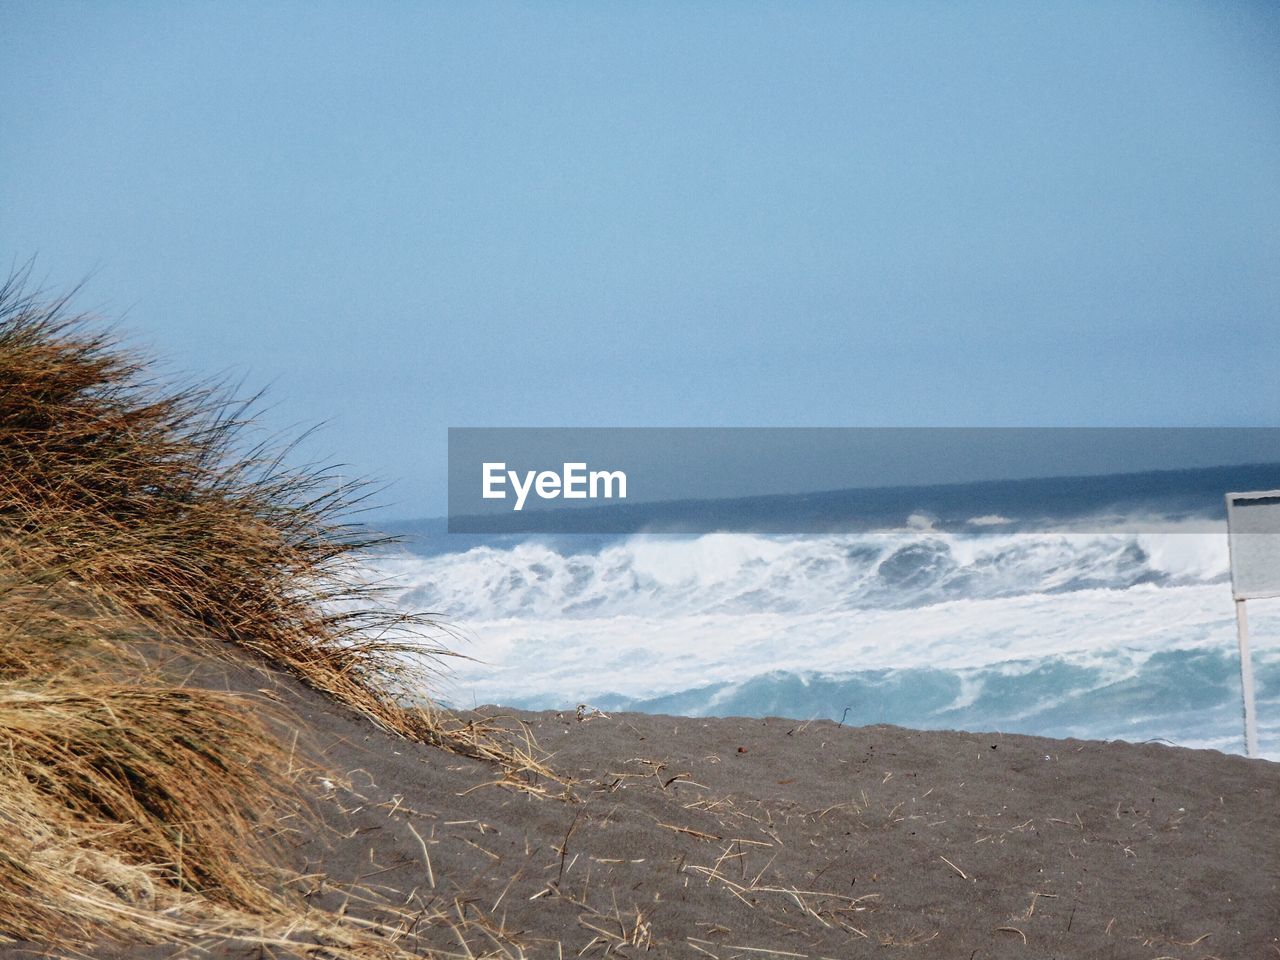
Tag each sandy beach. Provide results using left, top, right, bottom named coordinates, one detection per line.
left=2, top=288, right=1277, bottom=959
left=8, top=2, right=1280, bottom=954
left=13, top=645, right=1269, bottom=960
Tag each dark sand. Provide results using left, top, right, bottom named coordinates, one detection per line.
left=10, top=653, right=1280, bottom=958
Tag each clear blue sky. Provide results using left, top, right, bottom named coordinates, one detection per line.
left=3, top=2, right=1278, bottom=517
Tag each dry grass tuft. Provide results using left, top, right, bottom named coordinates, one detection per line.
left=1, top=279, right=415, bottom=709
left=0, top=275, right=555, bottom=776
left=0, top=577, right=432, bottom=955
left=0, top=275, right=555, bottom=953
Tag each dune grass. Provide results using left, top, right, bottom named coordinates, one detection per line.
left=0, top=277, right=554, bottom=954
left=0, top=551, right=438, bottom=954
left=0, top=279, right=431, bottom=729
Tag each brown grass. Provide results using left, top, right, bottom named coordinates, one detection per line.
left=0, top=275, right=556, bottom=954
left=0, top=569, right=435, bottom=955
left=1, top=280, right=431, bottom=722
left=0, top=275, right=558, bottom=773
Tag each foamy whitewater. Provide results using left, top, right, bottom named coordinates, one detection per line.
left=374, top=520, right=1279, bottom=759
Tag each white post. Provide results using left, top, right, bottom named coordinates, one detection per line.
left=1235, top=598, right=1259, bottom=758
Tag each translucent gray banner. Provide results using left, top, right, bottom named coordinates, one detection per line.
left=447, top=427, right=1280, bottom=534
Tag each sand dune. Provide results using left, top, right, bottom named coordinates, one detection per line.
left=2, top=285, right=1275, bottom=958
left=68, top=645, right=1279, bottom=959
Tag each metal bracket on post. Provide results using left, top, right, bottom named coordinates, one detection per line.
left=1234, top=597, right=1259, bottom=759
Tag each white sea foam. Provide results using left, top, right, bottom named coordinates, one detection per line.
left=377, top=527, right=1233, bottom=621
left=413, top=584, right=1238, bottom=700
left=373, top=526, right=1279, bottom=757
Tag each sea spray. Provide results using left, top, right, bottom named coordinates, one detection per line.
left=374, top=522, right=1279, bottom=757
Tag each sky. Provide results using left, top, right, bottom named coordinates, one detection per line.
left=3, top=1, right=1279, bottom=518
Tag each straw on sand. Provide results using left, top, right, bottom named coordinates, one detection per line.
left=0, top=275, right=556, bottom=954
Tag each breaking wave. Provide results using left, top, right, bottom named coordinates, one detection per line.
left=373, top=523, right=1279, bottom=758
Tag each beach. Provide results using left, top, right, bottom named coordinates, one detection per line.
left=8, top=2, right=1280, bottom=954
left=2, top=292, right=1277, bottom=958
left=14, top=643, right=1270, bottom=959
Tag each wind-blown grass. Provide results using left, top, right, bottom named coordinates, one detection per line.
left=0, top=278, right=440, bottom=726
left=0, top=275, right=553, bottom=769
left=0, top=276, right=554, bottom=953
left=0, top=559, right=433, bottom=954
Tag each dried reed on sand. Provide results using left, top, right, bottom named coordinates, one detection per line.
left=0, top=275, right=555, bottom=955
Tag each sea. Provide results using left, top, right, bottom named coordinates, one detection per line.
left=376, top=463, right=1280, bottom=760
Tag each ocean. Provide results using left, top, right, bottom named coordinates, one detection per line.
left=379, top=464, right=1280, bottom=759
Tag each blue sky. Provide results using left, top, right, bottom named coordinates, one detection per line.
left=3, top=1, right=1279, bottom=517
